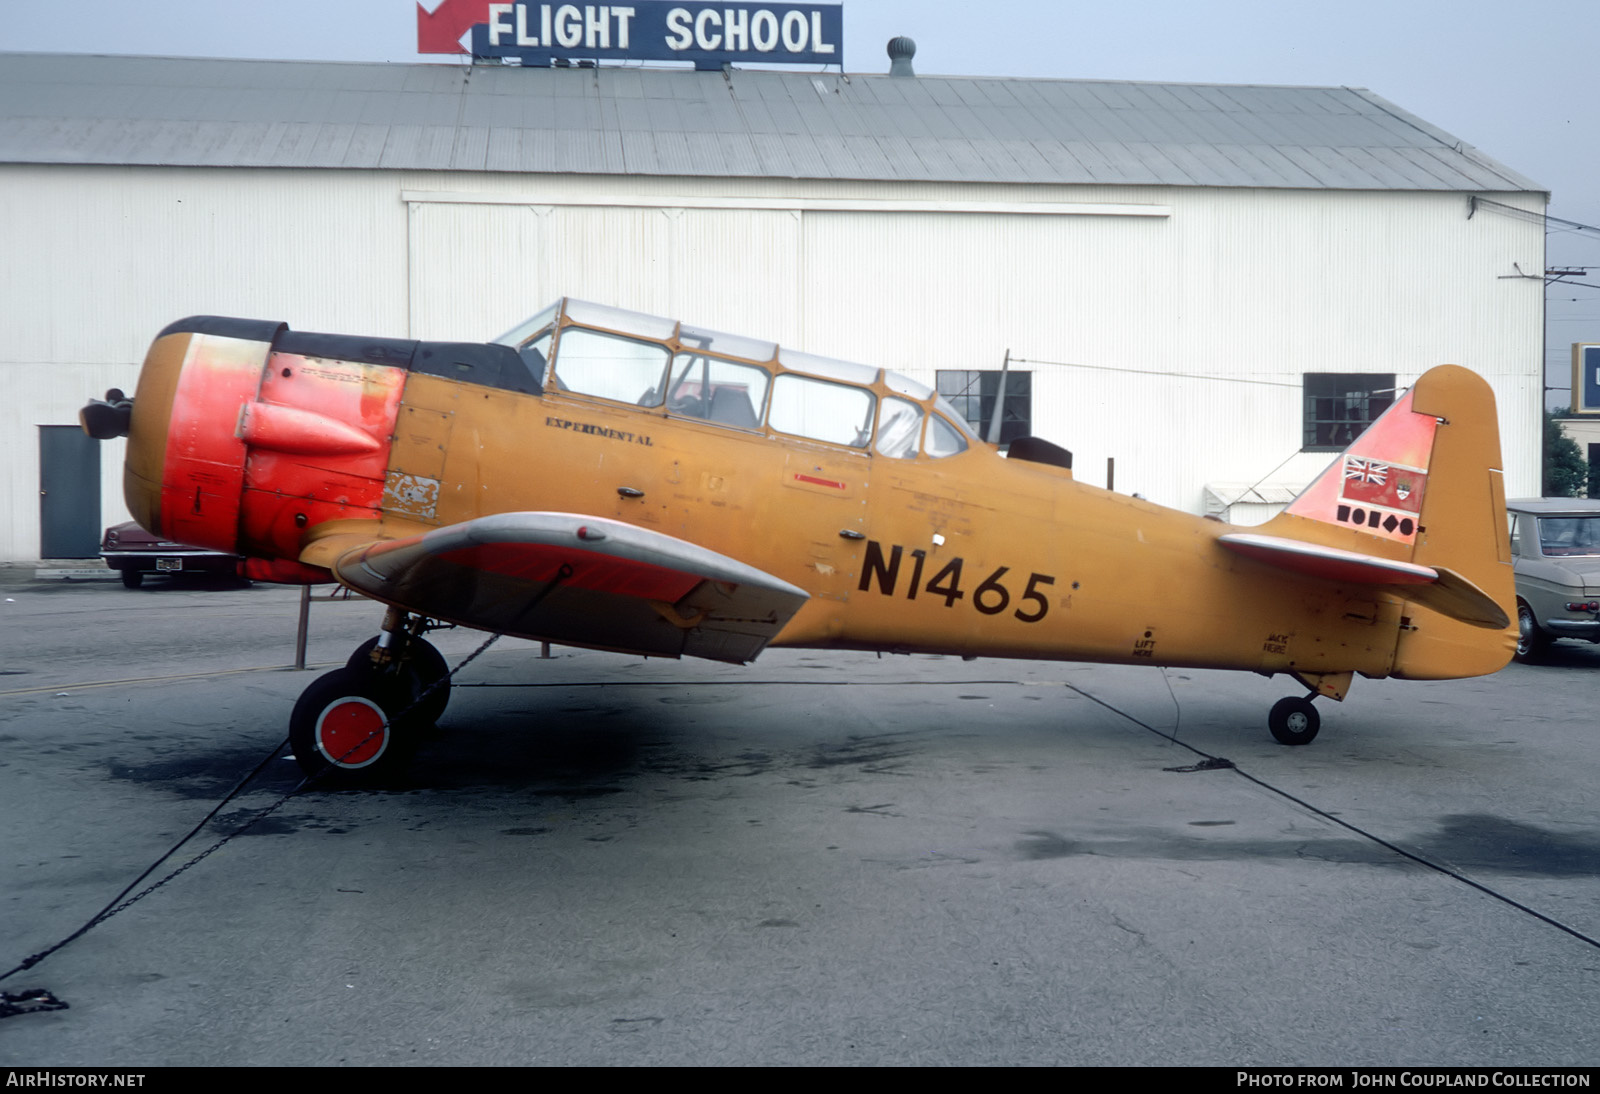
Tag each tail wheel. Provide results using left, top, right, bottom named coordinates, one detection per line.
left=1268, top=696, right=1321, bottom=746
left=289, top=667, right=416, bottom=785
left=345, top=635, right=451, bottom=725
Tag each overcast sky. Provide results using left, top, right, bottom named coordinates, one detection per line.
left=4, top=0, right=1597, bottom=397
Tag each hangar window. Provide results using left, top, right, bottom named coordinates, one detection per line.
left=666, top=353, right=770, bottom=431
left=550, top=327, right=671, bottom=406
left=1303, top=373, right=1394, bottom=451
left=936, top=370, right=1031, bottom=447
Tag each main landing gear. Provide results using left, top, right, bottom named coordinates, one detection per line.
left=1267, top=695, right=1321, bottom=745
left=289, top=608, right=452, bottom=785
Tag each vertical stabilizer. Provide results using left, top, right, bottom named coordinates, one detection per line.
left=1260, top=365, right=1516, bottom=677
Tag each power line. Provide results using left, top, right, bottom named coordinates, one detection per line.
left=1010, top=357, right=1302, bottom=388
left=1472, top=196, right=1600, bottom=237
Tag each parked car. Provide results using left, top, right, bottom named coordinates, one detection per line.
left=100, top=521, right=242, bottom=588
left=1508, top=498, right=1600, bottom=661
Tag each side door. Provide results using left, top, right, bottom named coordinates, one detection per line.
left=39, top=425, right=103, bottom=558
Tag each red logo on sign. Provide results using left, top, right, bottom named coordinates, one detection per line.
left=417, top=1, right=492, bottom=55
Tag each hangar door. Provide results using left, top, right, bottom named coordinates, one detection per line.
left=403, top=195, right=1177, bottom=483
left=404, top=195, right=1173, bottom=377
left=406, top=200, right=806, bottom=346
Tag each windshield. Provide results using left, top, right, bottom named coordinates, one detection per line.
left=1538, top=516, right=1600, bottom=557
left=494, top=302, right=560, bottom=349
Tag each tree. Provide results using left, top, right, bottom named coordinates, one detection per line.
left=1543, top=407, right=1588, bottom=497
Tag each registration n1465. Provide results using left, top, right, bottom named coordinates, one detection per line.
left=856, top=540, right=1056, bottom=623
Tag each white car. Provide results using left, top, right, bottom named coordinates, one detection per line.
left=1508, top=498, right=1600, bottom=661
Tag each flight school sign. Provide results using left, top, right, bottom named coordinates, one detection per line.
left=418, top=1, right=843, bottom=67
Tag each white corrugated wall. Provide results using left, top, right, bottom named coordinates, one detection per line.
left=0, top=163, right=1544, bottom=560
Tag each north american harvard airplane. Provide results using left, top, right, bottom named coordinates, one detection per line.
left=80, top=298, right=1516, bottom=783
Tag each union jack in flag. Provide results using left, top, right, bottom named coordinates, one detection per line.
left=1344, top=457, right=1389, bottom=486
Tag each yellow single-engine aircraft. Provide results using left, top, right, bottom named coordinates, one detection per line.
left=80, top=299, right=1516, bottom=782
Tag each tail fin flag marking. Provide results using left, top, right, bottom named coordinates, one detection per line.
left=1286, top=388, right=1438, bottom=547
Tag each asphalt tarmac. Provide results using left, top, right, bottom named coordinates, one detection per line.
left=2, top=572, right=1598, bottom=1066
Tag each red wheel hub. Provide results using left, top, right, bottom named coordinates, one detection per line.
left=314, top=697, right=388, bottom=768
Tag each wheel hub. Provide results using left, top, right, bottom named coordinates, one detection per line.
left=314, top=697, right=389, bottom=768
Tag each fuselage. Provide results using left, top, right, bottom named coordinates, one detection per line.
left=118, top=299, right=1506, bottom=683
left=473, top=378, right=1405, bottom=677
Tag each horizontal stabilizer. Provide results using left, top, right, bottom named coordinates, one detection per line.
left=1402, top=567, right=1512, bottom=630
left=326, top=513, right=810, bottom=664
left=1217, top=533, right=1508, bottom=630
left=1218, top=533, right=1435, bottom=584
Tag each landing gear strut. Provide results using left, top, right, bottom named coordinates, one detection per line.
left=288, top=609, right=452, bottom=785
left=1267, top=695, right=1320, bottom=746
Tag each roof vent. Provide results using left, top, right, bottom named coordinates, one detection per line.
left=887, top=36, right=916, bottom=78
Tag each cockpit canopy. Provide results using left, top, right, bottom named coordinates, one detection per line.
left=496, top=298, right=980, bottom=459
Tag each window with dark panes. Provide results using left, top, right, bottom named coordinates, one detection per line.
left=1303, top=373, right=1395, bottom=452
left=935, top=370, right=1031, bottom=446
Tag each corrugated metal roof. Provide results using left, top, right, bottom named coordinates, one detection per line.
left=0, top=51, right=1543, bottom=191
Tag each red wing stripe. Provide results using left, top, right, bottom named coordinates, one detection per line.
left=437, top=542, right=703, bottom=602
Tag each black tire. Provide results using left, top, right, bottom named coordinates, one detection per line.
left=120, top=568, right=144, bottom=589
left=288, top=667, right=417, bottom=786
left=345, top=635, right=452, bottom=725
left=1268, top=696, right=1321, bottom=745
left=1514, top=601, right=1551, bottom=663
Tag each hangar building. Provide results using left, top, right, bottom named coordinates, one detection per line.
left=0, top=46, right=1546, bottom=562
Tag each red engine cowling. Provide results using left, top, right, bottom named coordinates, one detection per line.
left=126, top=317, right=405, bottom=582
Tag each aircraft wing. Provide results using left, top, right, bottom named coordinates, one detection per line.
left=312, top=513, right=810, bottom=664
left=1216, top=532, right=1509, bottom=629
